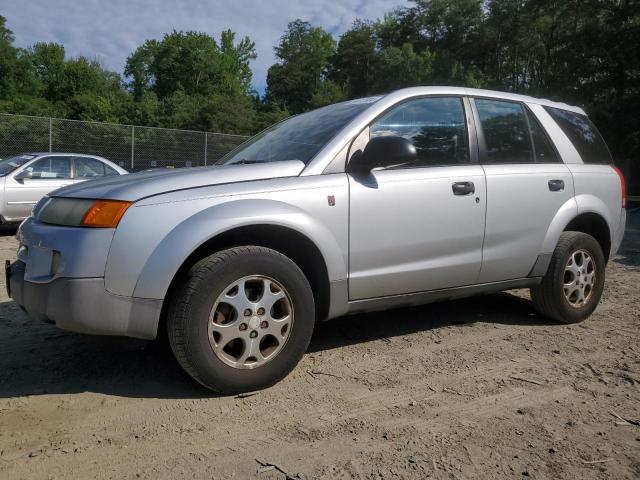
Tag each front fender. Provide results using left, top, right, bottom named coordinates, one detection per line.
left=105, top=178, right=349, bottom=299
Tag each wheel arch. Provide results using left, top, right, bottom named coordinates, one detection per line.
left=159, top=223, right=333, bottom=329
left=563, top=212, right=611, bottom=262
left=540, top=197, right=613, bottom=264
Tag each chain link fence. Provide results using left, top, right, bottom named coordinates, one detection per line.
left=0, top=113, right=250, bottom=171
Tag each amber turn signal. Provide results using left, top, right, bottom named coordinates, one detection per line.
left=81, top=200, right=131, bottom=228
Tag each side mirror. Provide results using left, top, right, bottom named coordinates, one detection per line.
left=347, top=136, right=417, bottom=174
left=14, top=170, right=32, bottom=181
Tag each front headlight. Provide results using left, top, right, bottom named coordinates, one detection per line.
left=39, top=198, right=131, bottom=228
left=32, top=195, right=50, bottom=217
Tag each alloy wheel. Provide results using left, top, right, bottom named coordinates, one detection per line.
left=207, top=275, right=294, bottom=369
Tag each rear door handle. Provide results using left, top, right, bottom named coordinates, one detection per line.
left=548, top=179, right=565, bottom=191
left=452, top=181, right=475, bottom=196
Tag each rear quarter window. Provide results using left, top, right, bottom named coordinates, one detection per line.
left=544, top=107, right=612, bottom=164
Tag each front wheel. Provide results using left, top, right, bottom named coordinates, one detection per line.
left=530, top=231, right=606, bottom=324
left=167, top=246, right=315, bottom=394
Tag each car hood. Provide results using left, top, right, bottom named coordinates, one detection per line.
left=50, top=160, right=306, bottom=202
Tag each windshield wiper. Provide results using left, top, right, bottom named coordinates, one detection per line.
left=228, top=159, right=266, bottom=165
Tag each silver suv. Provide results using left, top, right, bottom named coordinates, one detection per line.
left=7, top=87, right=626, bottom=393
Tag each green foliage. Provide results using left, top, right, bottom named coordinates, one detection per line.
left=266, top=20, right=336, bottom=113
left=0, top=3, right=638, bottom=173
left=0, top=15, right=18, bottom=97
left=125, top=30, right=255, bottom=99
left=330, top=20, right=378, bottom=98
left=374, top=44, right=434, bottom=92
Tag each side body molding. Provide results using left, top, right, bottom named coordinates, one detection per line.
left=104, top=175, right=350, bottom=300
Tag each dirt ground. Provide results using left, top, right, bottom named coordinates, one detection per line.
left=0, top=211, right=638, bottom=480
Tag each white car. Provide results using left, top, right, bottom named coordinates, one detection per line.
left=0, top=153, right=127, bottom=222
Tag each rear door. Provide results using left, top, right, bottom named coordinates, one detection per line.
left=348, top=96, right=487, bottom=299
left=4, top=155, right=73, bottom=220
left=471, top=98, right=575, bottom=282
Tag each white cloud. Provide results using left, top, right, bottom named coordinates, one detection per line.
left=3, top=0, right=409, bottom=92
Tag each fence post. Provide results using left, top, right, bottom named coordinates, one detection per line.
left=204, top=132, right=208, bottom=166
left=131, top=125, right=135, bottom=170
left=49, top=118, right=53, bottom=152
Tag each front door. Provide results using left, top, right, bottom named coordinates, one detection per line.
left=4, top=155, right=73, bottom=221
left=348, top=96, right=487, bottom=300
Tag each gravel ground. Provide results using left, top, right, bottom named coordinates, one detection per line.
left=0, top=210, right=638, bottom=480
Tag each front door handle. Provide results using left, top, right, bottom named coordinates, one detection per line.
left=452, top=181, right=475, bottom=196
left=548, top=179, right=565, bottom=191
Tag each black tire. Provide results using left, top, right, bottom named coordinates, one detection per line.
left=530, top=231, right=605, bottom=324
left=167, top=246, right=315, bottom=394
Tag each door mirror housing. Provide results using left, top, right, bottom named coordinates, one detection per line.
left=347, top=136, right=417, bottom=174
left=14, top=170, right=32, bottom=181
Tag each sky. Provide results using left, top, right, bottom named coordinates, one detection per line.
left=2, top=0, right=409, bottom=94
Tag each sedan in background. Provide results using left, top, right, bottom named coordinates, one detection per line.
left=0, top=153, right=127, bottom=222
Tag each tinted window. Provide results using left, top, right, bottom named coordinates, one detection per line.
left=26, top=156, right=71, bottom=178
left=370, top=97, right=469, bottom=166
left=219, top=98, right=379, bottom=166
left=525, top=108, right=560, bottom=163
left=75, top=157, right=105, bottom=178
left=544, top=106, right=612, bottom=164
left=475, top=99, right=532, bottom=163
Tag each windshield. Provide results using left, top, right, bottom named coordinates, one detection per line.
left=218, top=98, right=379, bottom=166
left=0, top=154, right=36, bottom=176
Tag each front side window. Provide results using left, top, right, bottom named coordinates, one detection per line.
left=25, top=156, right=71, bottom=179
left=219, top=98, right=379, bottom=166
left=75, top=157, right=106, bottom=178
left=544, top=106, right=612, bottom=164
left=370, top=97, right=469, bottom=167
left=475, top=99, right=532, bottom=164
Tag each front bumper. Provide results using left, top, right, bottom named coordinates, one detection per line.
left=8, top=259, right=162, bottom=339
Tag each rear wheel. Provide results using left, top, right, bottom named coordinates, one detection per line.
left=530, top=231, right=605, bottom=324
left=167, top=246, right=315, bottom=394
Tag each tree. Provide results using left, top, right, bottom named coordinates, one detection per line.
left=373, top=43, right=434, bottom=92
left=0, top=16, right=18, bottom=99
left=266, top=20, right=336, bottom=113
left=0, top=2, right=637, bottom=181
left=125, top=30, right=255, bottom=100
left=331, top=20, right=378, bottom=97
left=26, top=43, right=66, bottom=101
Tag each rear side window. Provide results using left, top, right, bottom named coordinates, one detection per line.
left=474, top=99, right=532, bottom=163
left=104, top=164, right=119, bottom=176
left=525, top=108, right=560, bottom=163
left=75, top=157, right=106, bottom=178
left=544, top=107, right=612, bottom=164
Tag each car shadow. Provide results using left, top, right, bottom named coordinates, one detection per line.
left=0, top=290, right=550, bottom=400
left=309, top=291, right=547, bottom=353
